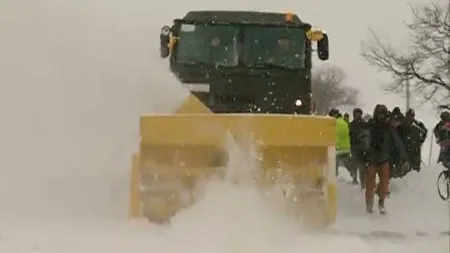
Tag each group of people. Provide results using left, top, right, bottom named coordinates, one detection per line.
left=328, top=105, right=433, bottom=214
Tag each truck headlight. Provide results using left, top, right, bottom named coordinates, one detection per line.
left=295, top=99, right=302, bottom=106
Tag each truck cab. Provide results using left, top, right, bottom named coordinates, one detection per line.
left=159, top=11, right=329, bottom=114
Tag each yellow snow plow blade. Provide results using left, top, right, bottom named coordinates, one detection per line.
left=129, top=95, right=337, bottom=228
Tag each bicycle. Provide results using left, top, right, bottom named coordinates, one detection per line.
left=437, top=167, right=450, bottom=201
left=435, top=138, right=450, bottom=201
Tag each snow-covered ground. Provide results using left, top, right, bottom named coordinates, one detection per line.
left=0, top=0, right=448, bottom=252
left=0, top=167, right=448, bottom=253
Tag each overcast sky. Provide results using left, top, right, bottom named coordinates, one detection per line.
left=0, top=0, right=439, bottom=116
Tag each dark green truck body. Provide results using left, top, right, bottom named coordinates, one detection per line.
left=160, top=11, right=328, bottom=114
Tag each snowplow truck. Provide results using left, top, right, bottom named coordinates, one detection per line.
left=129, top=10, right=337, bottom=228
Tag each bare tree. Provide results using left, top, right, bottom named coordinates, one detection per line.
left=361, top=0, right=449, bottom=109
left=311, top=65, right=360, bottom=114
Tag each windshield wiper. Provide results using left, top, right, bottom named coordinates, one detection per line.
left=249, top=62, right=297, bottom=71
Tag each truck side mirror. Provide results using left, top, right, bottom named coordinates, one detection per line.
left=160, top=25, right=171, bottom=58
left=317, top=33, right=329, bottom=61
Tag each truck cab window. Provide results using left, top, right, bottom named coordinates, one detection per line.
left=176, top=24, right=239, bottom=67
left=243, top=26, right=306, bottom=69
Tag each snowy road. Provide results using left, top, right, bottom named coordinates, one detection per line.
left=0, top=167, right=448, bottom=253
left=0, top=224, right=446, bottom=253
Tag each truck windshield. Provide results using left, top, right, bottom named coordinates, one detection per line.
left=243, top=26, right=306, bottom=69
left=176, top=23, right=239, bottom=66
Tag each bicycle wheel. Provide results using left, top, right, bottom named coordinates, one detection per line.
left=437, top=170, right=450, bottom=201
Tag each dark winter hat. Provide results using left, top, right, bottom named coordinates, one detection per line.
left=441, top=111, right=450, bottom=121
left=373, top=104, right=388, bottom=118
left=353, top=108, right=363, bottom=114
left=328, top=108, right=339, bottom=117
left=392, top=107, right=401, bottom=115
left=406, top=108, right=415, bottom=117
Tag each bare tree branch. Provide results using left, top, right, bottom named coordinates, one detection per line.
left=361, top=0, right=450, bottom=110
left=311, top=65, right=360, bottom=114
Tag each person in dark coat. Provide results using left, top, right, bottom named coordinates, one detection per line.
left=434, top=111, right=450, bottom=168
left=348, top=108, right=369, bottom=188
left=404, top=109, right=427, bottom=172
left=388, top=107, right=410, bottom=178
left=390, top=107, right=406, bottom=140
left=365, top=104, right=392, bottom=214
left=434, top=111, right=450, bottom=143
